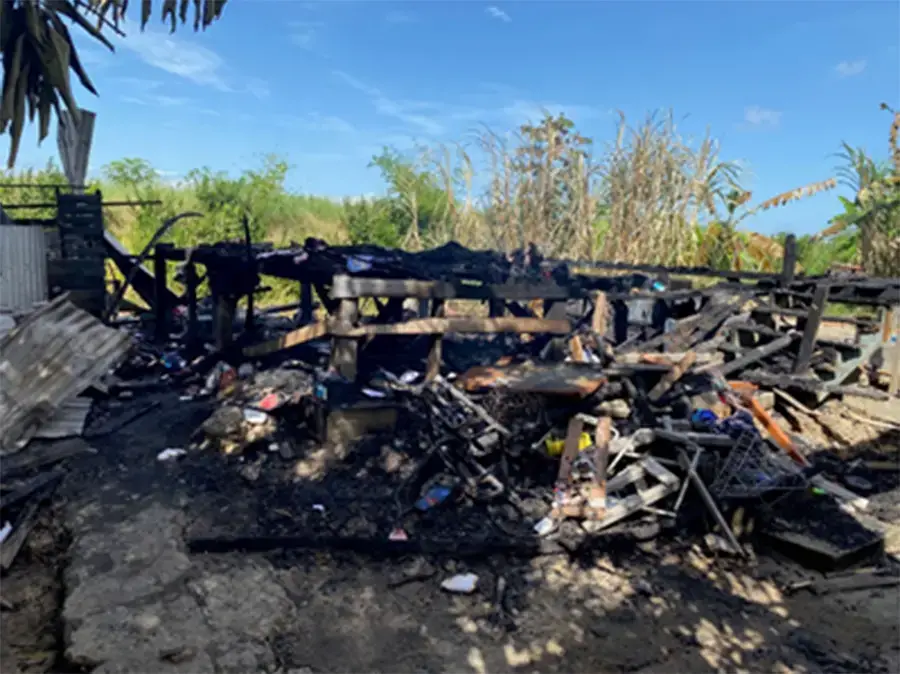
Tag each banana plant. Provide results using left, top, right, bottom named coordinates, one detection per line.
left=817, top=107, right=900, bottom=275
left=696, top=179, right=838, bottom=271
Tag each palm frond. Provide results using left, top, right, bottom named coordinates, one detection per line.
left=1, top=0, right=228, bottom=168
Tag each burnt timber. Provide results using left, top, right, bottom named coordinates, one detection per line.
left=137, top=235, right=899, bottom=396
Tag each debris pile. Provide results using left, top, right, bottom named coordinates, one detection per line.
left=175, top=263, right=898, bottom=571
left=2, top=237, right=898, bottom=582
left=0, top=295, right=130, bottom=573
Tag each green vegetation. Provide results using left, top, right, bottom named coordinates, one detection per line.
left=1, top=106, right=898, bottom=309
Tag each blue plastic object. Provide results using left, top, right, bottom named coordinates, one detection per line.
left=415, top=485, right=453, bottom=511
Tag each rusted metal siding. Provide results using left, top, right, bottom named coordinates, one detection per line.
left=0, top=295, right=131, bottom=453
left=0, top=223, right=49, bottom=313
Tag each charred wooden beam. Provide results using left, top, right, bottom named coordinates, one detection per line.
left=330, top=275, right=575, bottom=301
left=242, top=321, right=329, bottom=357
left=698, top=332, right=796, bottom=378
left=331, top=299, right=359, bottom=380
left=333, top=316, right=571, bottom=337
left=185, top=261, right=199, bottom=346
left=425, top=299, right=446, bottom=382
left=153, top=244, right=171, bottom=342
left=793, top=284, right=828, bottom=375
left=299, top=283, right=314, bottom=324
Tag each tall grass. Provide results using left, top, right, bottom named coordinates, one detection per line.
left=2, top=106, right=883, bottom=298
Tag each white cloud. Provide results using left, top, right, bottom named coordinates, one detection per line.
left=834, top=59, right=867, bottom=78
left=120, top=93, right=188, bottom=107
left=120, top=30, right=227, bottom=89
left=486, top=6, right=512, bottom=23
left=333, top=71, right=445, bottom=135
left=743, top=106, right=781, bottom=129
left=114, top=76, right=163, bottom=90
left=117, top=29, right=268, bottom=99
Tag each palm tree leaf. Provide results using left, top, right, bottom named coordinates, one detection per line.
left=161, top=0, right=177, bottom=31
left=4, top=0, right=230, bottom=168
left=48, top=0, right=115, bottom=50
left=7, top=61, right=29, bottom=168
left=22, top=2, right=45, bottom=48
left=1, top=0, right=15, bottom=51
left=1, top=31, right=25, bottom=130
left=47, top=13, right=99, bottom=95
left=44, top=22, right=80, bottom=119
left=38, top=81, right=57, bottom=141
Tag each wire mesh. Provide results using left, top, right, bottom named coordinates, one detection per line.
left=710, top=429, right=807, bottom=499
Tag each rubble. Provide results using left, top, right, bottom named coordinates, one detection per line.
left=2, top=235, right=899, bottom=672
left=115, top=238, right=895, bottom=577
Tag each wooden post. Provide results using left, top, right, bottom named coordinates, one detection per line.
left=244, top=286, right=255, bottom=335
left=185, top=261, right=199, bottom=347
left=213, top=294, right=235, bottom=351
left=556, top=416, right=585, bottom=487
left=153, top=243, right=171, bottom=343
left=884, top=307, right=899, bottom=396
left=612, top=299, right=629, bottom=345
left=592, top=292, right=608, bottom=337
left=331, top=298, right=359, bottom=380
left=299, top=283, right=313, bottom=324
left=781, top=233, right=797, bottom=284
left=425, top=299, right=446, bottom=382
left=793, top=283, right=828, bottom=374
left=591, top=416, right=612, bottom=512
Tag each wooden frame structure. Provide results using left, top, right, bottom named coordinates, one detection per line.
left=136, top=237, right=900, bottom=392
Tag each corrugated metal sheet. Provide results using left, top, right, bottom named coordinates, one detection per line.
left=0, top=224, right=49, bottom=313
left=0, top=313, right=14, bottom=341
left=0, top=295, right=131, bottom=454
left=33, top=396, right=93, bottom=439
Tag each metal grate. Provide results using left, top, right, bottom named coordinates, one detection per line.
left=710, top=429, right=807, bottom=499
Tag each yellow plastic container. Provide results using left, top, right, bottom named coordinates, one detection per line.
left=545, top=432, right=593, bottom=457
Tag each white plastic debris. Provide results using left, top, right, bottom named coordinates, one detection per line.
left=362, top=387, right=387, bottom=398
left=399, top=370, right=420, bottom=384
left=534, top=517, right=557, bottom=537
left=157, top=448, right=187, bottom=461
left=388, top=527, right=409, bottom=542
left=0, top=521, right=12, bottom=545
left=312, top=504, right=326, bottom=513
left=242, top=408, right=269, bottom=425
left=440, top=573, right=479, bottom=594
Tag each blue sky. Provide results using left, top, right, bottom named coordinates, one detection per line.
left=3, top=0, right=899, bottom=235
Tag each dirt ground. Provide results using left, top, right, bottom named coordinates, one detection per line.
left=2, top=389, right=899, bottom=674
